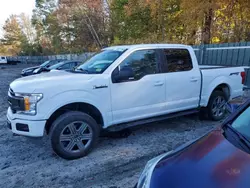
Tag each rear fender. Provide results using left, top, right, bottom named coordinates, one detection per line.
left=201, top=76, right=232, bottom=107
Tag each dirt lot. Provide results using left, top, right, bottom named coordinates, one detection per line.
left=0, top=64, right=219, bottom=188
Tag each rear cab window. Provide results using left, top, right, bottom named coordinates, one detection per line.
left=161, top=49, right=193, bottom=73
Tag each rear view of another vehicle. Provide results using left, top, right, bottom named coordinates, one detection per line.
left=0, top=56, right=7, bottom=64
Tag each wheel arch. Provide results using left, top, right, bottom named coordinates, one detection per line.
left=45, top=102, right=104, bottom=134
left=202, top=81, right=231, bottom=107
left=212, top=83, right=230, bottom=100
left=206, top=83, right=231, bottom=106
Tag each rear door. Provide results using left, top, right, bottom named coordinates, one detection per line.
left=110, top=49, right=166, bottom=124
left=160, top=48, right=201, bottom=112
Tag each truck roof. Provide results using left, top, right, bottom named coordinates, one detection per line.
left=104, top=44, right=190, bottom=51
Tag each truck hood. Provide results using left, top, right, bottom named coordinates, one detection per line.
left=10, top=71, right=94, bottom=93
left=150, top=130, right=250, bottom=188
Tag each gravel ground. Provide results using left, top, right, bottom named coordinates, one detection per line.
left=0, top=64, right=220, bottom=188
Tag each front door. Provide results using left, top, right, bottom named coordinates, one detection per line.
left=110, top=49, right=166, bottom=124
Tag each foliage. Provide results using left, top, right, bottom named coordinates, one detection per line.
left=0, top=15, right=25, bottom=55
left=1, top=0, right=250, bottom=56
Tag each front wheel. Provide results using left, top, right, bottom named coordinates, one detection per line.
left=50, top=111, right=100, bottom=160
left=207, top=91, right=227, bottom=121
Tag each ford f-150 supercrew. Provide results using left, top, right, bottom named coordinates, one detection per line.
left=6, top=44, right=247, bottom=159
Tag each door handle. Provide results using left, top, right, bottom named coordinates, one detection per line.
left=154, top=81, right=164, bottom=86
left=190, top=77, right=199, bottom=82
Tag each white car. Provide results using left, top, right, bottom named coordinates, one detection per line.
left=0, top=56, right=7, bottom=64
left=7, top=44, right=247, bottom=159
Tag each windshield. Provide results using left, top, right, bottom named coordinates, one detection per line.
left=231, top=106, right=250, bottom=138
left=75, top=50, right=125, bottom=74
left=49, top=62, right=64, bottom=70
left=40, top=60, right=50, bottom=67
left=223, top=105, right=250, bottom=153
left=41, top=60, right=63, bottom=68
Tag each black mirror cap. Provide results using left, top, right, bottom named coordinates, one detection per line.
left=112, top=66, right=134, bottom=83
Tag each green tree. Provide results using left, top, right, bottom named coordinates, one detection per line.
left=1, top=15, right=26, bottom=55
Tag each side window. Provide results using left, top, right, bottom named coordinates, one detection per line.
left=162, top=49, right=193, bottom=73
left=61, top=63, right=71, bottom=69
left=1, top=57, right=5, bottom=60
left=69, top=62, right=75, bottom=68
left=73, top=62, right=78, bottom=67
left=118, top=49, right=158, bottom=81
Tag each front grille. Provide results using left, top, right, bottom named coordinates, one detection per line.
left=8, top=88, right=25, bottom=113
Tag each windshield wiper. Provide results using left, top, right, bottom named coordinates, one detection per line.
left=223, top=123, right=250, bottom=152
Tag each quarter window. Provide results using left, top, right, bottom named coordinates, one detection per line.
left=162, top=49, right=193, bottom=73
left=118, top=49, right=158, bottom=81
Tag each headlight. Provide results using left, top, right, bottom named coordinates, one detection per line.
left=15, top=93, right=43, bottom=115
left=137, top=151, right=172, bottom=188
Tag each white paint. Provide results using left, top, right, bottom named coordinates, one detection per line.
left=7, top=44, right=246, bottom=137
left=7, top=108, right=46, bottom=137
left=0, top=56, right=7, bottom=64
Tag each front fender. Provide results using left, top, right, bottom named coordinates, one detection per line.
left=37, top=90, right=110, bottom=126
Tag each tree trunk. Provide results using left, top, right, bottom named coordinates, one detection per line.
left=202, top=8, right=213, bottom=44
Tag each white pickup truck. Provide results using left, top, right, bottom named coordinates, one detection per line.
left=7, top=44, right=246, bottom=159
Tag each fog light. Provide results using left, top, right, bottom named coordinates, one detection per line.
left=16, top=123, right=29, bottom=132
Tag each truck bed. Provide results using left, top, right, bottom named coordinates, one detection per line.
left=199, top=65, right=229, bottom=69
left=199, top=66, right=245, bottom=107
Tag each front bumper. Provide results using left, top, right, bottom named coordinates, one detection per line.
left=7, top=108, right=46, bottom=137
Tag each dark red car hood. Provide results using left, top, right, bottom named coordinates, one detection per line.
left=150, top=129, right=250, bottom=188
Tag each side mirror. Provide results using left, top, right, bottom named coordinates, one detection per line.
left=112, top=66, right=135, bottom=83
left=57, top=67, right=62, bottom=70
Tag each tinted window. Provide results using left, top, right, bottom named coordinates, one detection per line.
left=1, top=57, right=5, bottom=59
left=118, top=49, right=158, bottom=81
left=162, top=49, right=192, bottom=73
left=60, top=63, right=71, bottom=69
left=48, top=60, right=61, bottom=66
left=75, top=62, right=81, bottom=68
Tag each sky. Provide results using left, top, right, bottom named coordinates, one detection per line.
left=0, top=0, right=35, bottom=36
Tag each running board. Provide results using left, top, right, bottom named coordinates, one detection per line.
left=107, top=109, right=199, bottom=132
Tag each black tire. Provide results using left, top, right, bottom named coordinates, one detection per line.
left=49, top=111, right=100, bottom=160
left=207, top=90, right=227, bottom=121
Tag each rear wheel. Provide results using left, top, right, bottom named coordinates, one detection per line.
left=50, top=111, right=100, bottom=160
left=207, top=91, right=227, bottom=121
